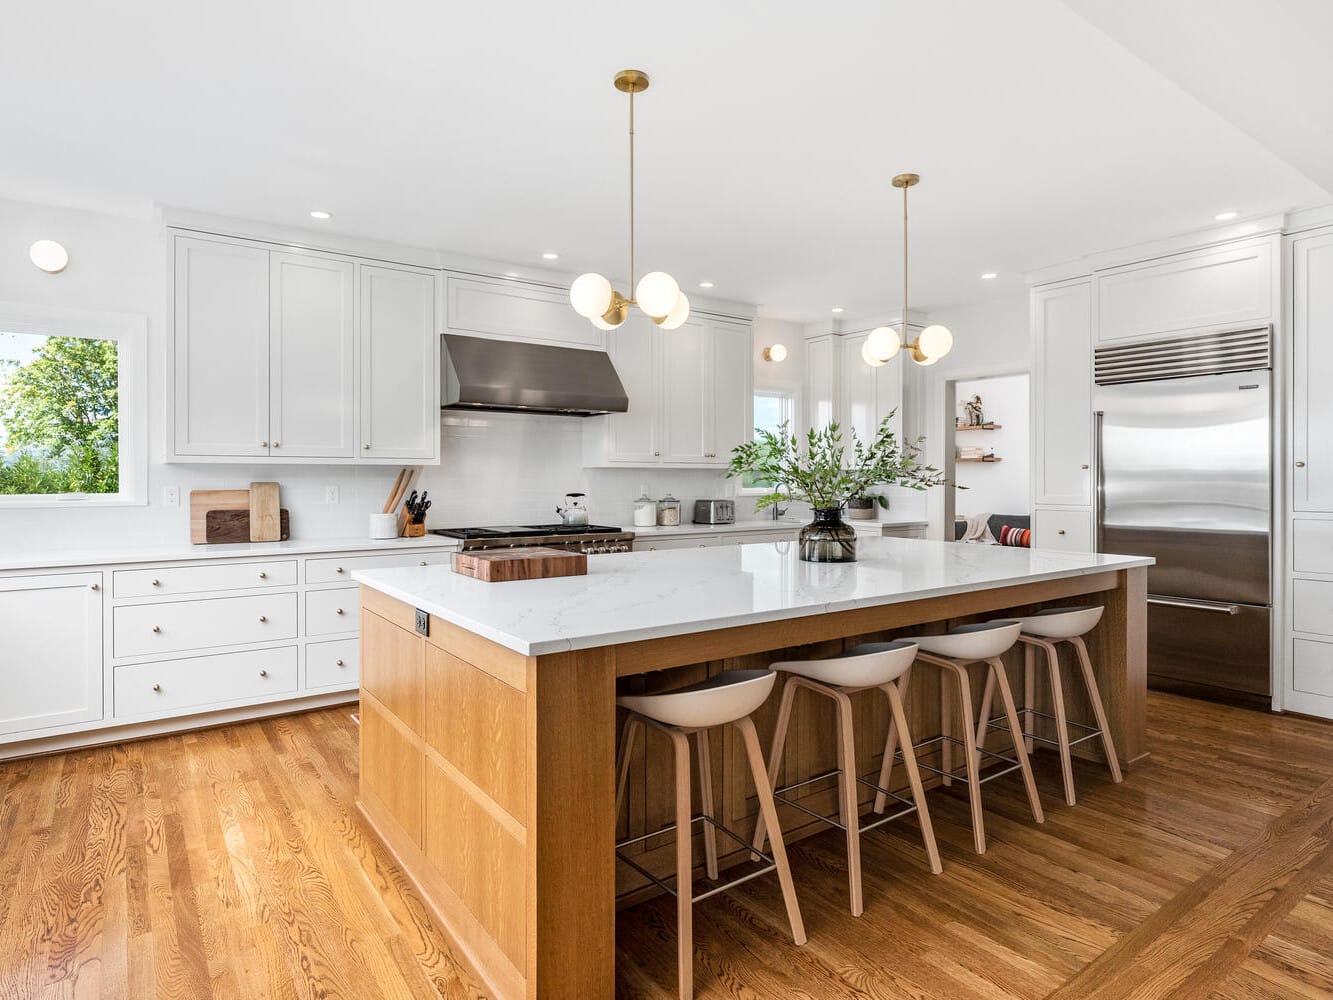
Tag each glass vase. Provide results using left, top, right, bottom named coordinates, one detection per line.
left=799, top=507, right=858, bottom=563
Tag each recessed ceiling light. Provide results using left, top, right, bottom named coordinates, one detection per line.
left=29, top=239, right=69, bottom=274
left=542, top=251, right=560, bottom=260
left=831, top=307, right=844, bottom=314
left=698, top=281, right=714, bottom=289
left=981, top=272, right=998, bottom=280
left=503, top=271, right=519, bottom=278
left=309, top=210, right=332, bottom=220
left=1214, top=211, right=1237, bottom=221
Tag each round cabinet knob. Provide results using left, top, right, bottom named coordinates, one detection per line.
left=260, top=442, right=268, bottom=448
left=1057, top=529, right=1067, bottom=535
left=258, top=669, right=268, bottom=677
left=272, top=442, right=280, bottom=449
left=152, top=683, right=161, bottom=692
left=335, top=567, right=345, bottom=574
left=364, top=444, right=371, bottom=450
left=654, top=451, right=661, bottom=457
left=335, top=608, right=345, bottom=615
left=1080, top=464, right=1090, bottom=470
left=258, top=571, right=267, bottom=580
left=258, top=616, right=268, bottom=623
left=151, top=579, right=160, bottom=587
left=419, top=561, right=427, bottom=566
left=89, top=583, right=99, bottom=591
left=1297, top=460, right=1307, bottom=468
left=335, top=659, right=345, bottom=667
left=152, top=625, right=161, bottom=633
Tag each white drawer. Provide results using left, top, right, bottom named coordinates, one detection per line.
left=307, top=638, right=359, bottom=690
left=881, top=525, right=926, bottom=539
left=114, top=646, right=298, bottom=718
left=1032, top=509, right=1093, bottom=552
left=638, top=536, right=723, bottom=552
left=113, top=559, right=297, bottom=599
left=1294, top=638, right=1333, bottom=698
left=306, top=587, right=359, bottom=636
left=305, top=550, right=453, bottom=585
left=720, top=531, right=797, bottom=545
left=1293, top=520, right=1333, bottom=575
left=113, top=593, right=298, bottom=658
left=1293, top=579, right=1333, bottom=636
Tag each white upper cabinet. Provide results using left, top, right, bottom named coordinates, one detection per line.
left=173, top=237, right=270, bottom=457
left=585, top=315, right=753, bottom=467
left=1096, top=239, right=1274, bottom=344
left=360, top=265, right=440, bottom=461
left=1033, top=279, right=1093, bottom=506
left=445, top=274, right=604, bottom=349
left=170, top=232, right=441, bottom=464
left=269, top=253, right=356, bottom=459
left=805, top=336, right=836, bottom=433
left=1293, top=229, right=1333, bottom=512
left=837, top=331, right=904, bottom=446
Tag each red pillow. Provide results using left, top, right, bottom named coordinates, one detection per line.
left=998, top=525, right=1031, bottom=547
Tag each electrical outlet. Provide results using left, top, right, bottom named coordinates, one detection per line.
left=163, top=486, right=179, bottom=508
left=324, top=485, right=340, bottom=505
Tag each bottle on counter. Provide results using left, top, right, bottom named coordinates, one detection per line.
left=656, top=492, right=681, bottom=526
left=633, top=488, right=657, bottom=527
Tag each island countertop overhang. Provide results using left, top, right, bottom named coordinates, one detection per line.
left=353, top=536, right=1153, bottom=657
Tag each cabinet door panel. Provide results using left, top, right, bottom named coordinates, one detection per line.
left=709, top=320, right=751, bottom=465
left=446, top=275, right=604, bottom=349
left=840, top=333, right=878, bottom=443
left=1294, top=231, right=1333, bottom=512
left=806, top=337, right=836, bottom=432
left=270, top=253, right=356, bottom=458
left=173, top=237, right=270, bottom=456
left=361, top=265, right=439, bottom=460
left=660, top=318, right=709, bottom=464
left=603, top=315, right=659, bottom=462
left=0, top=573, right=102, bottom=736
left=1034, top=281, right=1093, bottom=506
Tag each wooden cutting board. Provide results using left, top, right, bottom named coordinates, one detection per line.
left=249, top=482, right=281, bottom=542
left=190, top=489, right=251, bottom=544
left=451, top=547, right=588, bottom=583
left=205, top=509, right=291, bottom=544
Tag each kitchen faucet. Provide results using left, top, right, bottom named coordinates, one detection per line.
left=771, top=503, right=788, bottom=520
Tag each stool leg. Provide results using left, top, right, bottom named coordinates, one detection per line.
left=940, top=672, right=954, bottom=787
left=752, top=677, right=799, bottom=856
left=1023, top=643, right=1036, bottom=754
left=1039, top=639, right=1078, bottom=806
left=736, top=715, right=807, bottom=947
left=884, top=680, right=942, bottom=874
left=669, top=728, right=694, bottom=1000
left=974, top=667, right=997, bottom=765
left=988, top=657, right=1045, bottom=825
left=695, top=729, right=719, bottom=881
left=832, top=688, right=863, bottom=917
left=615, top=716, right=641, bottom=824
left=873, top=669, right=911, bottom=814
left=943, top=661, right=987, bottom=854
left=1069, top=635, right=1124, bottom=784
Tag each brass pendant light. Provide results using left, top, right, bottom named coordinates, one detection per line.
left=569, top=69, right=689, bottom=332
left=863, top=173, right=954, bottom=367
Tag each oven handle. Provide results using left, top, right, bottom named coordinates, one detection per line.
left=1147, top=595, right=1240, bottom=616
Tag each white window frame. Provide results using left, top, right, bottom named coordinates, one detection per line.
left=0, top=301, right=148, bottom=509
left=737, top=386, right=798, bottom=496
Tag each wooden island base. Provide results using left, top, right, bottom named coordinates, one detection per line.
left=357, top=567, right=1147, bottom=1000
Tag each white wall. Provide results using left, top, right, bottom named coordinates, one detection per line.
left=953, top=373, right=1030, bottom=517
left=903, top=292, right=1031, bottom=537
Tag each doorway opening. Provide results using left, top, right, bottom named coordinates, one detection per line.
left=943, top=372, right=1031, bottom=542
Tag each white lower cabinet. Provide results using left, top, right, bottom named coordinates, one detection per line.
left=306, top=587, right=359, bottom=636
left=1293, top=639, right=1333, bottom=699
left=307, top=638, right=359, bottom=690
left=115, top=647, right=299, bottom=718
left=638, top=536, right=724, bottom=551
left=305, top=550, right=449, bottom=584
left=721, top=530, right=798, bottom=545
left=1032, top=508, right=1094, bottom=552
left=0, top=573, right=103, bottom=737
left=113, top=592, right=299, bottom=658
left=113, top=559, right=297, bottom=598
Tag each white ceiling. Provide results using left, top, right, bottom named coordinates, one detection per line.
left=1, top=0, right=1326, bottom=321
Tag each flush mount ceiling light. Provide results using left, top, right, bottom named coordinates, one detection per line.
left=698, top=281, right=714, bottom=289
left=543, top=251, right=560, bottom=260
left=29, top=239, right=69, bottom=274
left=831, top=307, right=844, bottom=314
left=862, top=173, right=954, bottom=369
left=762, top=344, right=788, bottom=363
left=569, top=69, right=688, bottom=332
left=981, top=272, right=998, bottom=280
left=1214, top=210, right=1238, bottom=221
left=309, top=210, right=332, bottom=220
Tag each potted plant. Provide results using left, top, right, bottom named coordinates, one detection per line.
left=846, top=492, right=890, bottom=520
left=726, top=414, right=944, bottom=562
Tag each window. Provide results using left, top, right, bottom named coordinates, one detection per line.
left=739, top=388, right=796, bottom=492
left=0, top=303, right=146, bottom=507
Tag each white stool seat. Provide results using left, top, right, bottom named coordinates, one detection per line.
left=774, top=640, right=918, bottom=689
left=617, top=669, right=776, bottom=729
left=907, top=620, right=1022, bottom=660
left=1014, top=605, right=1104, bottom=639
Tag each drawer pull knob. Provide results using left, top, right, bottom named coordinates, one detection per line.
left=258, top=616, right=268, bottom=623
left=1058, top=529, right=1067, bottom=535
left=258, top=571, right=267, bottom=579
left=335, top=608, right=345, bottom=615
left=152, top=683, right=161, bottom=692
left=272, top=442, right=279, bottom=448
left=152, top=625, right=161, bottom=633
left=335, top=567, right=345, bottom=574
left=151, top=579, right=160, bottom=587
left=419, top=561, right=427, bottom=566
left=335, top=659, right=345, bottom=667
left=1297, top=460, right=1307, bottom=468
left=260, top=441, right=268, bottom=448
left=364, top=444, right=371, bottom=450
left=259, top=669, right=268, bottom=678
left=1080, top=464, right=1090, bottom=470
left=90, top=583, right=99, bottom=591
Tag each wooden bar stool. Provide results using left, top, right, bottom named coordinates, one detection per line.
left=614, top=668, right=806, bottom=1000
left=875, top=620, right=1045, bottom=854
left=974, top=606, right=1123, bottom=805
left=751, top=640, right=942, bottom=917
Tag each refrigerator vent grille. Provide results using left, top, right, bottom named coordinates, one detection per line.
left=1094, top=328, right=1270, bottom=385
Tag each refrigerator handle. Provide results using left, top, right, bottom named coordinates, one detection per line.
left=1147, top=595, right=1242, bottom=616
left=1094, top=410, right=1105, bottom=553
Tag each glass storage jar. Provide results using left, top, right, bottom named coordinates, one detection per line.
left=656, top=493, right=682, bottom=526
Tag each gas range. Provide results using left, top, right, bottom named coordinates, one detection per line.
left=428, top=524, right=635, bottom=554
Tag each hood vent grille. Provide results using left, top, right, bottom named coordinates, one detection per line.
left=1094, top=327, right=1270, bottom=385
left=441, top=334, right=629, bottom=416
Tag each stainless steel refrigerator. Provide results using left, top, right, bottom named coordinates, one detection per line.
left=1093, top=328, right=1272, bottom=708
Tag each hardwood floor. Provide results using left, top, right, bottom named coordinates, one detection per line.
left=1, top=693, right=1330, bottom=999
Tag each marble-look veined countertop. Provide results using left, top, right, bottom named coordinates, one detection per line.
left=354, top=535, right=1153, bottom=656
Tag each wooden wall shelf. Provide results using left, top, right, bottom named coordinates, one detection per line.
left=957, top=423, right=1002, bottom=431
left=957, top=456, right=1003, bottom=463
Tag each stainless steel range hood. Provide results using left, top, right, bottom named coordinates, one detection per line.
left=441, top=334, right=629, bottom=417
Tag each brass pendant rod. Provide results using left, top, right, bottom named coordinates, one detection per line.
left=901, top=180, right=909, bottom=347
left=628, top=86, right=636, bottom=294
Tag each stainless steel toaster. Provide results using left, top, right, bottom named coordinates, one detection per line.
left=692, top=499, right=735, bottom=524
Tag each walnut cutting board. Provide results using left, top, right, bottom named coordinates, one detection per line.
left=189, top=490, right=251, bottom=544
left=451, top=547, right=588, bottom=582
left=205, top=509, right=291, bottom=543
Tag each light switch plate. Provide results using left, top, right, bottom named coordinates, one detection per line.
left=324, top=485, right=339, bottom=504
left=163, top=486, right=179, bottom=508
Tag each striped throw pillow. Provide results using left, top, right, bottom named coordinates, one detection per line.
left=998, top=525, right=1031, bottom=547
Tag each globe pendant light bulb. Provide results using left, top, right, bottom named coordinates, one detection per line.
left=865, top=326, right=901, bottom=364
left=591, top=312, right=626, bottom=331
left=861, top=339, right=889, bottom=367
left=570, top=273, right=614, bottom=318
left=917, top=324, right=954, bottom=360
left=657, top=292, right=690, bottom=330
left=635, top=271, right=680, bottom=319
left=914, top=351, right=940, bottom=366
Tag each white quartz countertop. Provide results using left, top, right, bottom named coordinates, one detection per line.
left=0, top=534, right=461, bottom=572
left=354, top=536, right=1154, bottom=656
left=631, top=517, right=927, bottom=536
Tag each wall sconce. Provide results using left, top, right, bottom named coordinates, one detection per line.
left=762, top=344, right=788, bottom=363
left=29, top=240, right=69, bottom=274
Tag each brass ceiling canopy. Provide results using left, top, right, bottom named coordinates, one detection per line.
left=613, top=69, right=650, bottom=94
